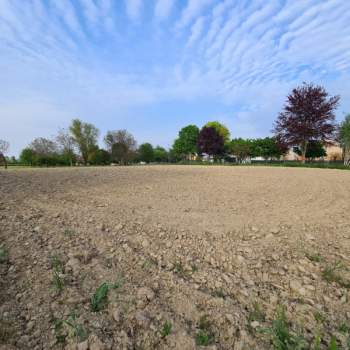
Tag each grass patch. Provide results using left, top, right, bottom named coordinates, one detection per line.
left=248, top=301, right=266, bottom=323
left=49, top=254, right=64, bottom=272
left=0, top=246, right=9, bottom=263
left=322, top=262, right=350, bottom=289
left=160, top=321, right=172, bottom=338
left=195, top=315, right=214, bottom=346
left=52, top=270, right=64, bottom=292
left=306, top=252, right=322, bottom=263
left=63, top=228, right=75, bottom=237
left=259, top=306, right=306, bottom=350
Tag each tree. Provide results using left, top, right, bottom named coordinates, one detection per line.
left=56, top=128, right=76, bottom=166
left=253, top=137, right=287, bottom=159
left=339, top=114, right=350, bottom=165
left=105, top=130, right=137, bottom=165
left=0, top=140, right=9, bottom=169
left=274, top=83, right=339, bottom=163
left=138, top=143, right=154, bottom=163
left=230, top=138, right=253, bottom=162
left=172, top=125, right=199, bottom=159
left=70, top=119, right=99, bottom=165
left=293, top=140, right=326, bottom=160
left=154, top=146, right=168, bottom=162
left=88, top=146, right=111, bottom=165
left=197, top=126, right=224, bottom=158
left=205, top=121, right=230, bottom=144
left=20, top=148, right=35, bottom=165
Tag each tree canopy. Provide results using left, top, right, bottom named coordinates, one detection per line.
left=205, top=121, right=230, bottom=144
left=273, top=83, right=339, bottom=162
left=339, top=114, right=350, bottom=165
left=172, top=124, right=199, bottom=159
left=70, top=119, right=99, bottom=165
left=107, top=129, right=137, bottom=164
left=197, top=126, right=224, bottom=157
left=138, top=143, right=154, bottom=163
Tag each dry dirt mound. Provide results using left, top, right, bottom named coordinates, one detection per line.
left=0, top=165, right=350, bottom=349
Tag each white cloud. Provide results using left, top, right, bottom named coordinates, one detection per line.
left=176, top=0, right=213, bottom=29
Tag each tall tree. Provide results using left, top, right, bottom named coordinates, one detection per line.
left=197, top=126, right=224, bottom=158
left=205, top=121, right=230, bottom=143
left=20, top=148, right=35, bottom=166
left=70, top=119, right=99, bottom=165
left=138, top=143, right=154, bottom=163
left=105, top=130, right=137, bottom=165
left=273, top=83, right=339, bottom=163
left=339, top=114, right=350, bottom=165
left=172, top=125, right=199, bottom=159
left=0, top=140, right=9, bottom=169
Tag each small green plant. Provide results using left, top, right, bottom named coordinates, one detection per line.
left=191, top=264, right=198, bottom=272
left=53, top=311, right=87, bottom=345
left=50, top=254, right=63, bottom=272
left=338, top=322, right=350, bottom=334
left=0, top=246, right=9, bottom=263
left=196, top=330, right=212, bottom=346
left=64, top=228, right=75, bottom=237
left=306, top=252, right=322, bottom=263
left=160, top=321, right=172, bottom=338
left=322, top=262, right=350, bottom=289
left=328, top=336, right=338, bottom=350
left=248, top=301, right=266, bottom=323
left=52, top=270, right=64, bottom=292
left=173, top=262, right=186, bottom=277
left=260, top=306, right=306, bottom=350
left=313, top=311, right=326, bottom=324
left=195, top=315, right=214, bottom=346
left=91, top=282, right=110, bottom=312
left=142, top=258, right=157, bottom=270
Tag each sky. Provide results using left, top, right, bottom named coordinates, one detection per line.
left=1, top=0, right=350, bottom=156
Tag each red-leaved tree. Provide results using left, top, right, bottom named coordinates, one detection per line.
left=273, top=83, right=340, bottom=162
left=197, top=126, right=224, bottom=158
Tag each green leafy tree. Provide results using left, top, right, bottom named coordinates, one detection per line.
left=172, top=125, right=199, bottom=159
left=293, top=140, right=326, bottom=160
left=70, top=119, right=99, bottom=165
left=253, top=137, right=287, bottom=159
left=154, top=146, right=168, bottom=162
left=138, top=143, right=154, bottom=163
left=339, top=114, right=350, bottom=165
left=20, top=148, right=35, bottom=165
left=205, top=121, right=230, bottom=144
left=230, top=138, right=253, bottom=162
left=88, top=147, right=111, bottom=165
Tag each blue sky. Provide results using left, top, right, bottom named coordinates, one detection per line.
left=1, top=0, right=350, bottom=156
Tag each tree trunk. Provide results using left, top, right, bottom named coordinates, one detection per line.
left=301, top=141, right=308, bottom=164
left=344, top=147, right=350, bottom=166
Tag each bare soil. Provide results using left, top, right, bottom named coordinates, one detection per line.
left=1, top=165, right=350, bottom=350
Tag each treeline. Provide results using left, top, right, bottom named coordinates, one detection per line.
left=1, top=82, right=350, bottom=167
